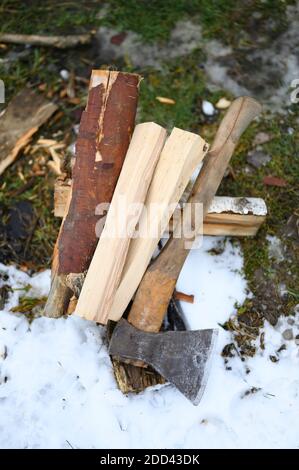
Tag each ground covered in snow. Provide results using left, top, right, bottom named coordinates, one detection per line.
left=0, top=236, right=298, bottom=449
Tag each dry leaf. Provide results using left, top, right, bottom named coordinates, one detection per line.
left=263, top=176, right=287, bottom=187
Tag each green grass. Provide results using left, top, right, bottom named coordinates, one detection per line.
left=218, top=108, right=299, bottom=315
left=138, top=51, right=207, bottom=130
left=0, top=0, right=103, bottom=35
left=103, top=0, right=293, bottom=44
left=0, top=155, right=61, bottom=269
left=0, top=0, right=293, bottom=45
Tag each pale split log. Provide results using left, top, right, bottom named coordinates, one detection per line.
left=75, top=122, right=167, bottom=324
left=108, top=128, right=208, bottom=322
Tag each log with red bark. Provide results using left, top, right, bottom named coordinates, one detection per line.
left=44, top=70, right=141, bottom=318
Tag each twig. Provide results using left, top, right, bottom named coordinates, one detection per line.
left=0, top=33, right=92, bottom=49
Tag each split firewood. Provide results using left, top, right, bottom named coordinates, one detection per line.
left=75, top=122, right=167, bottom=324
left=113, top=96, right=262, bottom=393
left=0, top=89, right=57, bottom=175
left=43, top=70, right=141, bottom=318
left=0, top=33, right=92, bottom=49
left=53, top=180, right=267, bottom=236
left=53, top=195, right=267, bottom=315
left=108, top=128, right=208, bottom=322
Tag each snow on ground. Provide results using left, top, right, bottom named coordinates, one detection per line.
left=0, top=237, right=298, bottom=449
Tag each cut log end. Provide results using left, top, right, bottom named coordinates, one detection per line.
left=111, top=358, right=165, bottom=393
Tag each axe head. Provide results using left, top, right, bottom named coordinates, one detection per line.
left=109, top=319, right=218, bottom=405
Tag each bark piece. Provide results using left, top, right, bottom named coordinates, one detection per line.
left=174, top=291, right=194, bottom=304
left=0, top=89, right=57, bottom=175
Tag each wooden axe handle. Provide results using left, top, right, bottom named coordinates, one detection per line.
left=128, top=96, right=262, bottom=332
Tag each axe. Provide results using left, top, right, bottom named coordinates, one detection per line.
left=109, top=97, right=262, bottom=404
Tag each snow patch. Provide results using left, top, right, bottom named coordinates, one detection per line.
left=1, top=238, right=299, bottom=448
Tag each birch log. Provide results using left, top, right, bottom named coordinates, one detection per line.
left=53, top=181, right=266, bottom=237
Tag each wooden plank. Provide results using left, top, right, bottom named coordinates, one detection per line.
left=75, top=122, right=167, bottom=324
left=0, top=89, right=57, bottom=175
left=108, top=128, right=208, bottom=322
left=44, top=70, right=141, bottom=318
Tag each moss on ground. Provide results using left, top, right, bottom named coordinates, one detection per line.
left=0, top=0, right=102, bottom=35
left=0, top=0, right=294, bottom=45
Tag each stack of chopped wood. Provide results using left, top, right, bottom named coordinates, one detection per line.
left=44, top=69, right=265, bottom=395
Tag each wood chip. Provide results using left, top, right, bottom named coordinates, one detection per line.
left=156, top=96, right=176, bottom=105
left=47, top=159, right=62, bottom=176
left=174, top=291, right=194, bottom=303
left=215, top=97, right=231, bottom=109
left=37, top=139, right=58, bottom=146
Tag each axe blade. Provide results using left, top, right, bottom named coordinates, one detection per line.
left=109, top=319, right=218, bottom=405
